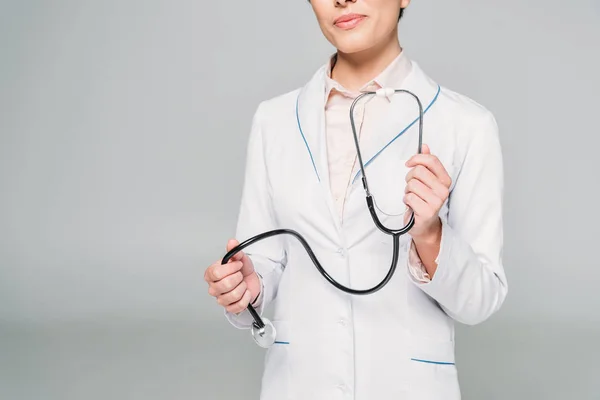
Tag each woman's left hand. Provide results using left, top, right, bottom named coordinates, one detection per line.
left=403, top=144, right=452, bottom=242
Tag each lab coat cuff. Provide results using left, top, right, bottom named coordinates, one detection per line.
left=250, top=272, right=265, bottom=307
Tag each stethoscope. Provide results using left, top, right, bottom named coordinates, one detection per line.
left=220, top=87, right=425, bottom=348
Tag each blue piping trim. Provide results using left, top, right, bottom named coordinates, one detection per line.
left=274, top=341, right=290, bottom=345
left=351, top=84, right=442, bottom=184
left=295, top=93, right=321, bottom=182
left=411, top=358, right=455, bottom=365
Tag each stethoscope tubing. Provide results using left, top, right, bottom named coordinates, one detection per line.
left=220, top=88, right=425, bottom=340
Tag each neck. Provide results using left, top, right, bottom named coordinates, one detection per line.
left=331, top=32, right=402, bottom=92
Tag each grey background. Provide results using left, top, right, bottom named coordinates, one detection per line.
left=1, top=0, right=599, bottom=399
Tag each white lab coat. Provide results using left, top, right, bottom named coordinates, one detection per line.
left=225, top=59, right=508, bottom=400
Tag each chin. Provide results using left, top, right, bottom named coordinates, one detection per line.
left=333, top=37, right=375, bottom=54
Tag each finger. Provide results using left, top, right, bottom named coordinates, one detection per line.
left=211, top=270, right=244, bottom=296
left=209, top=270, right=244, bottom=297
left=238, top=252, right=255, bottom=277
left=225, top=289, right=252, bottom=314
left=405, top=178, right=441, bottom=206
left=207, top=260, right=244, bottom=283
left=421, top=143, right=431, bottom=155
left=405, top=154, right=447, bottom=183
left=405, top=164, right=447, bottom=194
left=217, top=280, right=248, bottom=307
left=403, top=192, right=430, bottom=218
left=226, top=239, right=245, bottom=262
left=405, top=152, right=451, bottom=187
left=405, top=169, right=450, bottom=201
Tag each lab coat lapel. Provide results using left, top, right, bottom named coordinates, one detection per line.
left=296, top=65, right=344, bottom=234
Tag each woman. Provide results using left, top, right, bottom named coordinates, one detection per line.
left=204, top=0, right=508, bottom=399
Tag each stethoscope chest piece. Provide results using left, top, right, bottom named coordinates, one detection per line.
left=251, top=317, right=277, bottom=348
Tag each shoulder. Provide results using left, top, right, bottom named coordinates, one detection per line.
left=432, top=86, right=503, bottom=181
left=437, top=86, right=498, bottom=134
left=409, top=60, right=500, bottom=145
left=411, top=60, right=502, bottom=169
left=245, top=87, right=303, bottom=156
left=253, top=87, right=302, bottom=124
left=410, top=60, right=497, bottom=127
left=429, top=84, right=502, bottom=163
left=254, top=63, right=328, bottom=124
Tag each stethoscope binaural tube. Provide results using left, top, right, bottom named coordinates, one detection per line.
left=221, top=88, right=425, bottom=347
left=351, top=88, right=424, bottom=236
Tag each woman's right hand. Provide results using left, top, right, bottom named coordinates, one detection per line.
left=204, top=239, right=261, bottom=314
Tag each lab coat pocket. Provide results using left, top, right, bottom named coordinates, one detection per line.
left=408, top=335, right=461, bottom=400
left=365, top=156, right=410, bottom=228
left=260, top=320, right=292, bottom=400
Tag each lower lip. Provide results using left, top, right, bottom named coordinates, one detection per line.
left=335, top=16, right=366, bottom=30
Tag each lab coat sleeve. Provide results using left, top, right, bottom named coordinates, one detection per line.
left=409, top=110, right=508, bottom=326
left=223, top=102, right=287, bottom=329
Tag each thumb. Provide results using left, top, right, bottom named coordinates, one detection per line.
left=226, top=239, right=254, bottom=276
left=421, top=143, right=431, bottom=155
left=226, top=239, right=244, bottom=262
